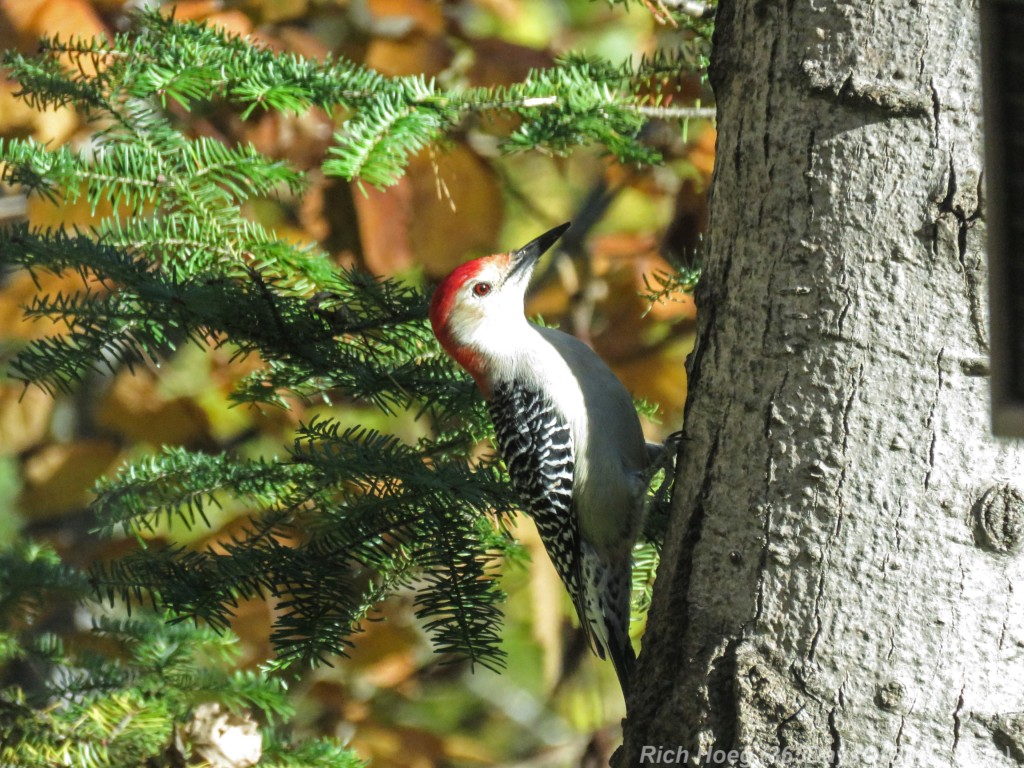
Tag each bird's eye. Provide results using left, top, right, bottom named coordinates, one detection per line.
left=472, top=282, right=492, bottom=297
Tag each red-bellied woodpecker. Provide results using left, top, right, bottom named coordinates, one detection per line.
left=429, top=222, right=649, bottom=696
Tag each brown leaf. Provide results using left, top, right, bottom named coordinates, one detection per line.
left=352, top=176, right=416, bottom=275
left=465, top=37, right=555, bottom=87
left=463, top=38, right=555, bottom=138
left=365, top=35, right=453, bottom=78
left=0, top=384, right=53, bottom=455
left=406, top=145, right=503, bottom=277
left=258, top=0, right=310, bottom=24
left=0, top=271, right=91, bottom=341
left=0, top=0, right=106, bottom=50
left=355, top=143, right=503, bottom=277
left=242, top=109, right=334, bottom=170
left=367, top=0, right=445, bottom=34
left=20, top=440, right=120, bottom=518
left=94, top=370, right=213, bottom=449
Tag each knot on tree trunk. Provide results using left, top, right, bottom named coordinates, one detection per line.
left=972, top=484, right=1024, bottom=555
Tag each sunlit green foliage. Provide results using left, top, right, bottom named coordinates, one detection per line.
left=0, top=543, right=361, bottom=768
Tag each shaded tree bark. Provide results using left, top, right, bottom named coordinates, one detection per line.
left=621, top=1, right=1024, bottom=765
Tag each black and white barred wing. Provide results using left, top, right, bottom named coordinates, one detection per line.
left=488, top=383, right=601, bottom=655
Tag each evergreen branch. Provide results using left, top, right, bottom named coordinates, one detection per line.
left=414, top=514, right=508, bottom=672
left=2, top=48, right=113, bottom=113
left=184, top=137, right=305, bottom=199
left=0, top=225, right=440, bottom=406
left=325, top=96, right=444, bottom=190
left=641, top=259, right=702, bottom=309
left=1, top=543, right=359, bottom=768
left=10, top=309, right=174, bottom=396
left=0, top=138, right=165, bottom=211
left=266, top=557, right=373, bottom=665
left=93, top=545, right=276, bottom=632
left=88, top=421, right=516, bottom=666
left=284, top=425, right=514, bottom=669
left=0, top=544, right=90, bottom=625
left=261, top=741, right=365, bottom=768
left=8, top=10, right=711, bottom=188
left=92, top=448, right=301, bottom=539
left=0, top=5, right=687, bottom=678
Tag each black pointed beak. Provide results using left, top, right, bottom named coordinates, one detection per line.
left=507, top=222, right=571, bottom=281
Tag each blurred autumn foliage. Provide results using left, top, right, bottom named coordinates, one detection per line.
left=0, top=0, right=712, bottom=766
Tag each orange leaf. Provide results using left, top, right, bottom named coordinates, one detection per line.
left=168, top=3, right=254, bottom=37
left=259, top=0, right=310, bottom=23
left=350, top=722, right=447, bottom=768
left=343, top=601, right=423, bottom=689
left=613, top=339, right=691, bottom=425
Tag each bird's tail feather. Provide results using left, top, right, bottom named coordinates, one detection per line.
left=580, top=544, right=636, bottom=699
left=607, top=627, right=636, bottom=698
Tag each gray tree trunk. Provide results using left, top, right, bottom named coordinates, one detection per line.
left=620, top=2, right=1024, bottom=766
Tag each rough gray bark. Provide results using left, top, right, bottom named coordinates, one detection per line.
left=621, top=2, right=1024, bottom=766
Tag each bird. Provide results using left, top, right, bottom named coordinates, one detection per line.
left=428, top=222, right=650, bottom=696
